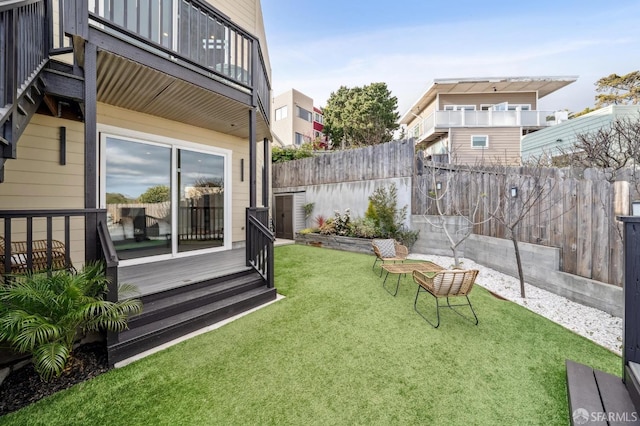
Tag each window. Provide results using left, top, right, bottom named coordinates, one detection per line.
left=411, top=124, right=420, bottom=138
left=444, top=105, right=476, bottom=111
left=275, top=106, right=287, bottom=121
left=507, top=104, right=531, bottom=111
left=295, top=132, right=309, bottom=146
left=471, top=135, right=488, bottom=148
left=296, top=106, right=312, bottom=122
left=314, top=112, right=323, bottom=124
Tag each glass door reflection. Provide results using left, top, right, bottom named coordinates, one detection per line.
left=105, top=137, right=172, bottom=260
left=177, top=149, right=225, bottom=253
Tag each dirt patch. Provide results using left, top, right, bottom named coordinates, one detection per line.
left=488, top=290, right=508, bottom=301
left=0, top=343, right=109, bottom=416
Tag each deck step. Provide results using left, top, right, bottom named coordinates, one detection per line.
left=128, top=271, right=264, bottom=327
left=108, top=271, right=276, bottom=365
left=566, top=360, right=640, bottom=425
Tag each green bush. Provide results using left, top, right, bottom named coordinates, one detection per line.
left=348, top=217, right=378, bottom=239
left=272, top=144, right=315, bottom=163
left=366, top=184, right=408, bottom=238
left=0, top=263, right=142, bottom=381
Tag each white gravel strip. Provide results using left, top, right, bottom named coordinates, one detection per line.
left=408, top=253, right=623, bottom=355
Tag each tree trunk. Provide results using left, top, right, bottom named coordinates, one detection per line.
left=510, top=229, right=526, bottom=298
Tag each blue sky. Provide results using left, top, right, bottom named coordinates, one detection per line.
left=262, top=1, right=640, bottom=115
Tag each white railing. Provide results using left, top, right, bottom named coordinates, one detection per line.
left=417, top=110, right=558, bottom=141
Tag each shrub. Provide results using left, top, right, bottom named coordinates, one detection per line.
left=299, top=228, right=318, bottom=235
left=319, top=218, right=335, bottom=235
left=332, top=209, right=351, bottom=236
left=0, top=263, right=142, bottom=381
left=367, top=184, right=408, bottom=238
left=348, top=217, right=378, bottom=239
left=394, top=227, right=420, bottom=249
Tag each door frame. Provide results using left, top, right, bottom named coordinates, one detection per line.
left=98, top=124, right=233, bottom=266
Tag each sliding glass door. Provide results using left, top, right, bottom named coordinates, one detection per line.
left=103, top=134, right=228, bottom=262
left=177, top=149, right=225, bottom=253
left=105, top=137, right=172, bottom=260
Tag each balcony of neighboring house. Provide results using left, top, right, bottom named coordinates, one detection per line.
left=411, top=105, right=563, bottom=146
left=78, top=0, right=271, bottom=139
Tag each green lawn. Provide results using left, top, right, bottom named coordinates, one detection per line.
left=0, top=245, right=621, bottom=425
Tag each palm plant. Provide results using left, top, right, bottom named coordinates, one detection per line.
left=0, top=262, right=142, bottom=380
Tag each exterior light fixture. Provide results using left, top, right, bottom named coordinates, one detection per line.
left=436, top=182, right=442, bottom=190
left=632, top=200, right=640, bottom=216
left=510, top=187, right=518, bottom=198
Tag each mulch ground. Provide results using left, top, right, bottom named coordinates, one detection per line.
left=0, top=343, right=110, bottom=416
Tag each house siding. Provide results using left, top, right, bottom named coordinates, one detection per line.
left=0, top=114, right=86, bottom=265
left=97, top=103, right=264, bottom=244
left=451, top=127, right=522, bottom=165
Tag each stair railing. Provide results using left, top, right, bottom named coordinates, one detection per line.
left=246, top=207, right=274, bottom=288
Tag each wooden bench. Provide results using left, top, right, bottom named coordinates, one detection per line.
left=566, top=360, right=640, bottom=425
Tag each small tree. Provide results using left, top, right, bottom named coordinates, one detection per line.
left=418, top=160, right=494, bottom=267
left=486, top=162, right=557, bottom=298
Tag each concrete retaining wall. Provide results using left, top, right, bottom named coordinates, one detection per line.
left=275, top=177, right=412, bottom=229
left=411, top=215, right=623, bottom=317
left=295, top=233, right=374, bottom=255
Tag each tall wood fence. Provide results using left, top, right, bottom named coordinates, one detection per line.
left=413, top=163, right=636, bottom=287
left=272, top=139, right=415, bottom=187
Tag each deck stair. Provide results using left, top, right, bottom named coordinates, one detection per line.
left=566, top=360, right=640, bottom=425
left=107, top=269, right=276, bottom=365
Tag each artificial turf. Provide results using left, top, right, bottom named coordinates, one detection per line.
left=0, top=245, right=621, bottom=425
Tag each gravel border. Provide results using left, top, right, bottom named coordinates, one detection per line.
left=408, top=254, right=623, bottom=355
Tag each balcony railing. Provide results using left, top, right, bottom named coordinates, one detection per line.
left=415, top=110, right=558, bottom=142
left=87, top=0, right=270, bottom=121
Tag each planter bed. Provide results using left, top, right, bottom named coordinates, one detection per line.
left=295, top=233, right=374, bottom=255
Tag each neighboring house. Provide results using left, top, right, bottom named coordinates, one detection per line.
left=521, top=105, right=640, bottom=161
left=400, top=76, right=577, bottom=164
left=0, top=0, right=275, bottom=365
left=272, top=88, right=325, bottom=147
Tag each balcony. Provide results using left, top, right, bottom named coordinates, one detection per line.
left=79, top=0, right=270, bottom=136
left=413, top=110, right=558, bottom=144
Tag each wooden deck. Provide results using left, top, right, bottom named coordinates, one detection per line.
left=118, top=248, right=250, bottom=297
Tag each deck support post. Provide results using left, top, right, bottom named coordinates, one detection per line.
left=262, top=137, right=269, bottom=208
left=83, top=41, right=98, bottom=262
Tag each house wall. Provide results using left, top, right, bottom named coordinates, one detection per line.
left=450, top=127, right=522, bottom=164
left=0, top=114, right=86, bottom=265
left=97, top=103, right=264, bottom=244
left=405, top=102, right=437, bottom=135
left=272, top=89, right=314, bottom=146
left=439, top=92, right=538, bottom=110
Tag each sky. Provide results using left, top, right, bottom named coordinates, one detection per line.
left=262, top=1, right=640, bottom=116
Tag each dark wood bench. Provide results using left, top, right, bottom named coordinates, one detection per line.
left=566, top=360, right=640, bottom=425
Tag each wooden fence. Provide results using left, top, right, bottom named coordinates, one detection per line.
left=273, top=140, right=631, bottom=287
left=272, top=139, right=415, bottom=187
left=413, top=163, right=636, bottom=287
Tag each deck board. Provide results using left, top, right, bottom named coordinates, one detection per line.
left=119, top=249, right=250, bottom=296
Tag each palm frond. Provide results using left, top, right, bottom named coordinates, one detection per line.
left=33, top=342, right=70, bottom=381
